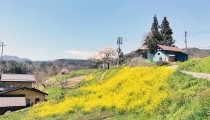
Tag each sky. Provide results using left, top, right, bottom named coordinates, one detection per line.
left=0, top=0, right=210, bottom=60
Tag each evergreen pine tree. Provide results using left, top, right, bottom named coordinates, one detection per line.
left=151, top=15, right=159, bottom=36
left=160, top=17, right=175, bottom=46
left=144, top=15, right=162, bottom=51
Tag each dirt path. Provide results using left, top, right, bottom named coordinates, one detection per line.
left=168, top=65, right=210, bottom=80
left=169, top=65, right=179, bottom=70
left=64, top=75, right=87, bottom=88
left=53, top=75, right=87, bottom=88
left=181, top=71, right=210, bottom=80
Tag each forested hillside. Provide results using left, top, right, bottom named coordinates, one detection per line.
left=0, top=59, right=97, bottom=82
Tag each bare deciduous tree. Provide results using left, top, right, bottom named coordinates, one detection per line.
left=34, top=71, right=47, bottom=88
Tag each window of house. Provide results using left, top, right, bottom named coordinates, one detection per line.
left=9, top=85, right=14, bottom=88
left=26, top=99, right=30, bottom=107
left=5, top=84, right=14, bottom=88
left=5, top=85, right=10, bottom=88
left=35, top=98, right=40, bottom=104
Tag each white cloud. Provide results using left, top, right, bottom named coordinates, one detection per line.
left=65, top=50, right=96, bottom=59
left=37, top=48, right=46, bottom=52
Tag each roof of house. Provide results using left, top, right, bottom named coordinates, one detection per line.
left=139, top=45, right=148, bottom=50
left=158, top=45, right=186, bottom=53
left=60, top=68, right=69, bottom=73
left=0, top=96, right=26, bottom=107
left=1, top=74, right=36, bottom=82
left=0, top=86, right=48, bottom=95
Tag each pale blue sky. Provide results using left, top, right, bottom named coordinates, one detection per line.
left=0, top=0, right=210, bottom=60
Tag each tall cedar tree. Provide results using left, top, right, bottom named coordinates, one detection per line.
left=160, top=17, right=175, bottom=46
left=144, top=15, right=162, bottom=51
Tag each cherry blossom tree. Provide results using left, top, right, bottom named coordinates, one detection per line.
left=90, top=46, right=117, bottom=69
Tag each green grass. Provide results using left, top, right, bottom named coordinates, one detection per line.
left=77, top=68, right=106, bottom=87
left=44, top=68, right=108, bottom=101
left=43, top=87, right=67, bottom=100
left=153, top=71, right=210, bottom=120
left=179, top=56, right=210, bottom=74
left=2, top=68, right=210, bottom=120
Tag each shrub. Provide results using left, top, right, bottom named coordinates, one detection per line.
left=156, top=61, right=168, bottom=66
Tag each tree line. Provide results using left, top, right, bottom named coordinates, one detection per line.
left=0, top=59, right=97, bottom=81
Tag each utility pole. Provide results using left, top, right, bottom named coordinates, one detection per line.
left=0, top=41, right=6, bottom=74
left=117, top=36, right=123, bottom=68
left=184, top=31, right=187, bottom=52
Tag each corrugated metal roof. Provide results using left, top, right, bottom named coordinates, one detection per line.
left=158, top=45, right=185, bottom=53
left=0, top=97, right=26, bottom=107
left=1, top=74, right=36, bottom=82
left=0, top=86, right=48, bottom=95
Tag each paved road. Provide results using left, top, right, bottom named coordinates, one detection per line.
left=181, top=71, right=210, bottom=80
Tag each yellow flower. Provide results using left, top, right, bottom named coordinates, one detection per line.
left=26, top=66, right=174, bottom=118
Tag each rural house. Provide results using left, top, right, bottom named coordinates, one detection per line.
left=1, top=74, right=36, bottom=88
left=139, top=45, right=188, bottom=62
left=60, top=68, right=69, bottom=74
left=0, top=74, right=48, bottom=115
left=139, top=45, right=153, bottom=59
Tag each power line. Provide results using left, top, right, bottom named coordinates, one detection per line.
left=175, top=28, right=210, bottom=38
left=188, top=28, right=210, bottom=34
left=85, top=28, right=210, bottom=57
left=188, top=32, right=210, bottom=37
left=187, top=29, right=210, bottom=37
left=86, top=36, right=141, bottom=53
left=196, top=46, right=210, bottom=49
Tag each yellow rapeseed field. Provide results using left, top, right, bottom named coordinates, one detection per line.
left=27, top=66, right=174, bottom=118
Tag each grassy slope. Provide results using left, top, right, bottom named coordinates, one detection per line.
left=104, top=71, right=210, bottom=120
left=1, top=66, right=210, bottom=120
left=47, top=69, right=96, bottom=84
left=179, top=56, right=210, bottom=74
left=154, top=71, right=210, bottom=120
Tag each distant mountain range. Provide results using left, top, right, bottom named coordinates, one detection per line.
left=186, top=48, right=210, bottom=58
left=2, top=55, right=32, bottom=62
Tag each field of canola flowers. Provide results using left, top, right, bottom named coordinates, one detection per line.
left=27, top=66, right=174, bottom=118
